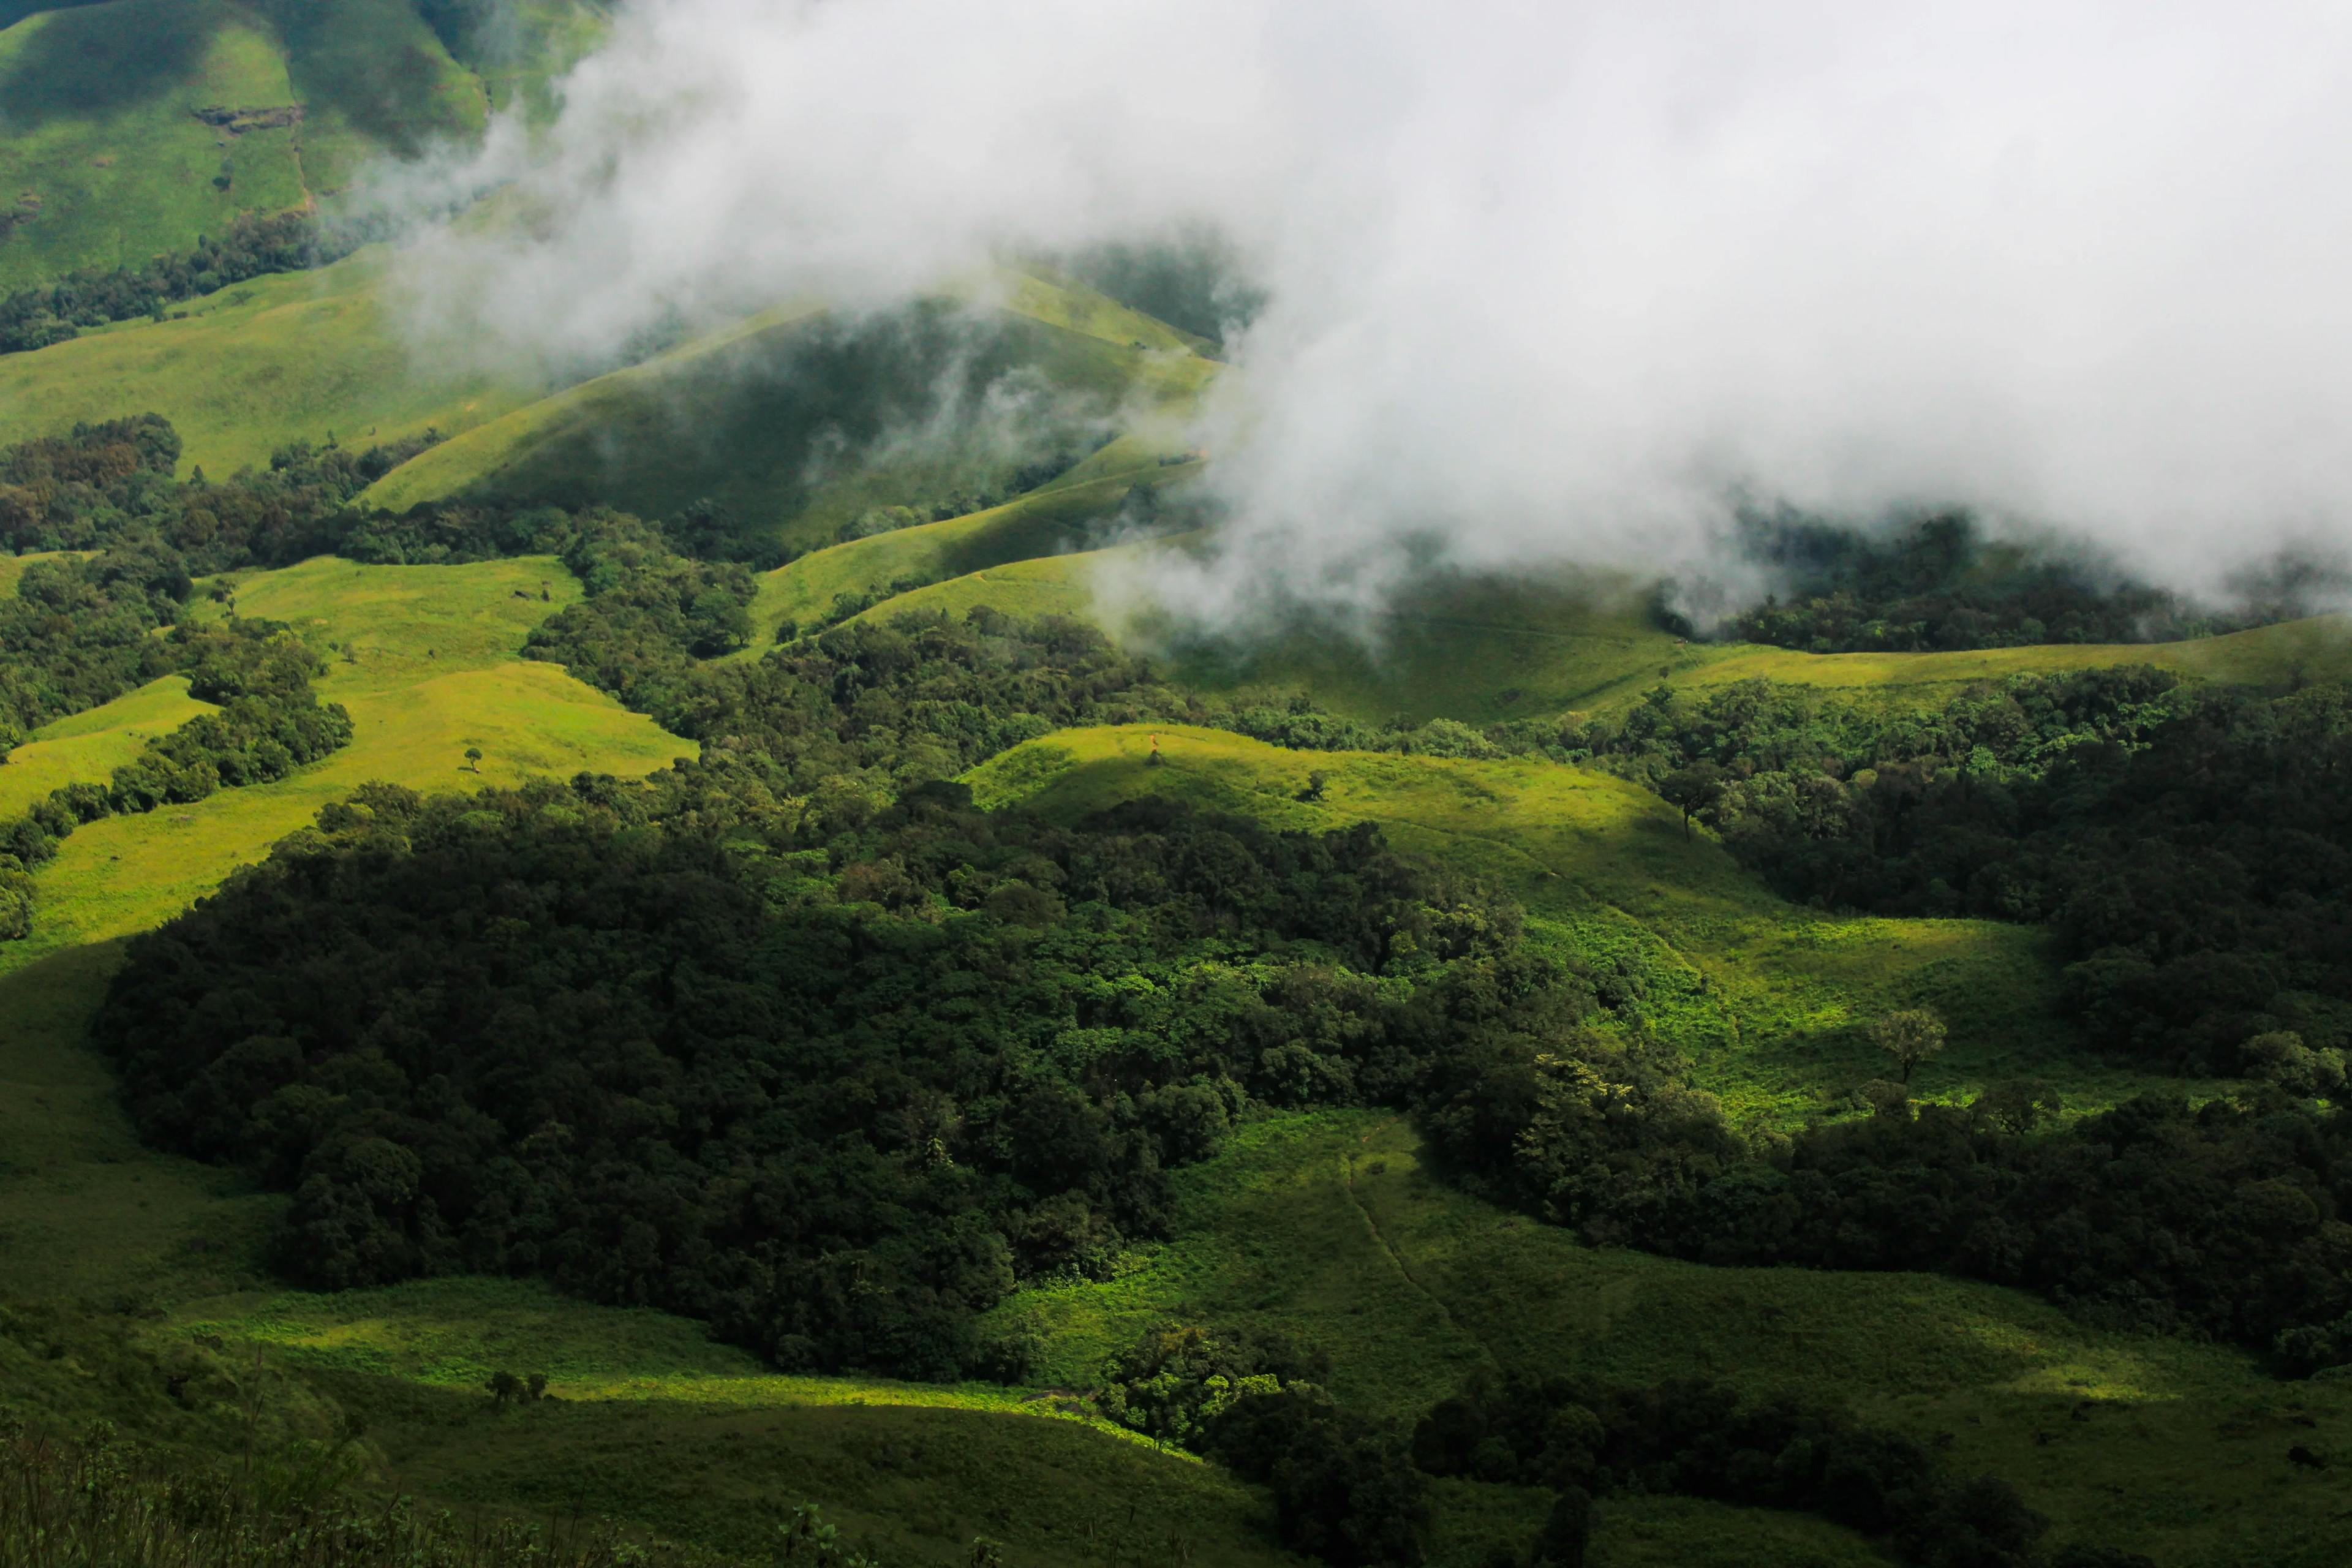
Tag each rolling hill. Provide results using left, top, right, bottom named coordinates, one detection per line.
left=0, top=0, right=605, bottom=290
left=0, top=239, right=548, bottom=476
left=6, top=43, right=2352, bottom=1562
left=358, top=274, right=1219, bottom=552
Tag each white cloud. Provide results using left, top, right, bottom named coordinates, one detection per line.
left=393, top=0, right=2352, bottom=611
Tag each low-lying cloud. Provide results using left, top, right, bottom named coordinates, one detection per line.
left=391, top=0, right=2352, bottom=617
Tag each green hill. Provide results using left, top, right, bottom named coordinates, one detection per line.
left=738, top=459, right=1201, bottom=650
left=0, top=241, right=547, bottom=475
left=0, top=0, right=311, bottom=288
left=359, top=275, right=1218, bottom=551
left=988, top=1109, right=2352, bottom=1568
left=0, top=0, right=614, bottom=292
left=1, top=555, right=688, bottom=970
left=955, top=724, right=2352, bottom=1566
left=862, top=535, right=2352, bottom=721
left=6, top=52, right=2348, bottom=1560
left=964, top=723, right=2182, bottom=1121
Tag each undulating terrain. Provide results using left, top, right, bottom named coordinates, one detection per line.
left=2, top=7, right=2349, bottom=1568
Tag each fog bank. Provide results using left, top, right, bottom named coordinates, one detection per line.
left=392, top=0, right=2352, bottom=616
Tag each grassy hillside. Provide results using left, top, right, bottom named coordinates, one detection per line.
left=0, top=674, right=214, bottom=818
left=864, top=535, right=2352, bottom=721
left=737, top=459, right=1202, bottom=650
left=965, top=724, right=2192, bottom=1123
left=0, top=243, right=545, bottom=475
left=0, top=0, right=622, bottom=291
left=0, top=0, right=309, bottom=288
left=260, top=0, right=486, bottom=183
left=986, top=1110, right=2352, bottom=1568
left=0, top=940, right=1308, bottom=1568
left=358, top=276, right=1217, bottom=550
left=0, top=556, right=687, bottom=970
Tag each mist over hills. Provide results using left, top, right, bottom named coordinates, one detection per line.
left=377, top=0, right=2352, bottom=628
left=3, top=5, right=2352, bottom=1568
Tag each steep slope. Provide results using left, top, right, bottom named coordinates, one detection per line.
left=737, top=458, right=1202, bottom=650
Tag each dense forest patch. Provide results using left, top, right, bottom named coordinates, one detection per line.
left=94, top=773, right=1672, bottom=1380
left=1568, top=670, right=2352, bottom=1073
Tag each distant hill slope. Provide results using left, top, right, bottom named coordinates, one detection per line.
left=861, top=533, right=2352, bottom=720
left=736, top=456, right=1202, bottom=652
left=0, top=0, right=314, bottom=289
left=0, top=0, right=603, bottom=291
left=360, top=274, right=1219, bottom=551
left=0, top=241, right=546, bottom=475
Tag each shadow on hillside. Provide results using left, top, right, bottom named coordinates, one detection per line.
left=0, top=0, right=211, bottom=127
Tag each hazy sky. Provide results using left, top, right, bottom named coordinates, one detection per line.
left=396, top=0, right=2352, bottom=614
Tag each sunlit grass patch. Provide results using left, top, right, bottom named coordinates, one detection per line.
left=5, top=558, right=688, bottom=971
left=0, top=676, right=213, bottom=819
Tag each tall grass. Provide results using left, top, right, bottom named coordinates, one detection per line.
left=0, top=1418, right=713, bottom=1568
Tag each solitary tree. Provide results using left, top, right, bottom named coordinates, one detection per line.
left=1870, top=1008, right=1948, bottom=1084
left=1657, top=761, right=1726, bottom=840
left=464, top=747, right=483, bottom=773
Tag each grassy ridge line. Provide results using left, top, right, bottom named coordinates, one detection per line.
left=356, top=271, right=1217, bottom=545
left=1621, top=610, right=2352, bottom=707
left=859, top=532, right=2352, bottom=721
left=964, top=725, right=2184, bottom=1122
left=735, top=461, right=1202, bottom=653
left=355, top=300, right=828, bottom=515
left=989, top=269, right=1214, bottom=358
left=0, top=245, right=548, bottom=477
left=0, top=674, right=215, bottom=818
left=0, top=556, right=690, bottom=975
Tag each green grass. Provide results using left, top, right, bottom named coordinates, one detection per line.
left=1651, top=611, right=2352, bottom=706
left=262, top=0, right=486, bottom=187
left=858, top=537, right=1134, bottom=627
left=0, top=242, right=548, bottom=477
left=0, top=547, right=89, bottom=597
left=0, top=0, right=526, bottom=291
left=358, top=274, right=1216, bottom=551
left=0, top=674, right=214, bottom=818
left=0, top=557, right=689, bottom=970
left=737, top=461, right=1201, bottom=652
left=0, top=940, right=279, bottom=1304
left=988, top=1110, right=2352, bottom=1567
left=0, top=946, right=1302, bottom=1568
left=861, top=537, right=2352, bottom=723
left=0, top=0, right=309, bottom=290
left=965, top=724, right=2184, bottom=1123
